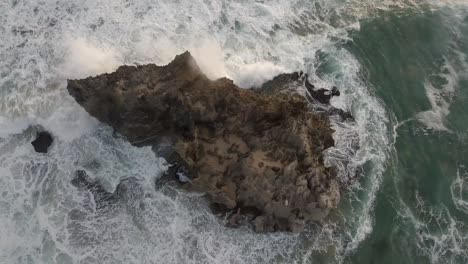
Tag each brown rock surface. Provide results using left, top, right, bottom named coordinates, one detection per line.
left=67, top=51, right=342, bottom=232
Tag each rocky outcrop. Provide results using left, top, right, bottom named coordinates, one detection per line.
left=67, top=52, right=344, bottom=233
left=31, top=131, right=53, bottom=153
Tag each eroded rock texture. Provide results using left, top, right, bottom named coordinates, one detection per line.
left=67, top=52, right=342, bottom=233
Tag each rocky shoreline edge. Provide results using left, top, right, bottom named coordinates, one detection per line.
left=66, top=52, right=354, bottom=233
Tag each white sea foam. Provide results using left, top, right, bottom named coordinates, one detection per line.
left=0, top=103, right=98, bottom=142
left=190, top=39, right=228, bottom=80
left=134, top=35, right=284, bottom=87
left=0, top=117, right=31, bottom=138
left=40, top=104, right=99, bottom=142
left=451, top=167, right=468, bottom=216
left=230, top=62, right=286, bottom=88
left=395, top=4, right=468, bottom=261
left=321, top=47, right=391, bottom=258
left=60, top=36, right=123, bottom=79
left=395, top=187, right=468, bottom=264
left=0, top=126, right=168, bottom=263
left=415, top=1, right=468, bottom=132
left=417, top=59, right=459, bottom=132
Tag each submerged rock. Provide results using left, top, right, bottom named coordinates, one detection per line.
left=71, top=170, right=116, bottom=209
left=67, top=51, right=346, bottom=233
left=70, top=170, right=147, bottom=231
left=71, top=170, right=143, bottom=210
left=31, top=131, right=53, bottom=153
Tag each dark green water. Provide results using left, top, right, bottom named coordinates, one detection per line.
left=345, top=7, right=468, bottom=264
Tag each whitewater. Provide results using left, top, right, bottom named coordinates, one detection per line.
left=1, top=0, right=467, bottom=263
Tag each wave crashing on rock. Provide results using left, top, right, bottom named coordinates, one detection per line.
left=67, top=51, right=349, bottom=233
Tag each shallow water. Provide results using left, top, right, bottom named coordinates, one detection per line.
left=0, top=0, right=467, bottom=263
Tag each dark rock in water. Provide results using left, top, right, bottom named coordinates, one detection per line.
left=70, top=171, right=146, bottom=231
left=260, top=72, right=342, bottom=105
left=71, top=170, right=143, bottom=210
left=71, top=170, right=116, bottom=209
left=329, top=108, right=354, bottom=122
left=115, top=177, right=144, bottom=202
left=258, top=72, right=302, bottom=94
left=153, top=143, right=194, bottom=184
left=259, top=72, right=353, bottom=122
left=303, top=74, right=337, bottom=105
left=31, top=131, right=53, bottom=153
left=261, top=72, right=334, bottom=104
left=67, top=51, right=349, bottom=233
left=331, top=86, right=340, bottom=97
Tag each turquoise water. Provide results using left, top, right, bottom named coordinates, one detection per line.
left=346, top=6, right=468, bottom=264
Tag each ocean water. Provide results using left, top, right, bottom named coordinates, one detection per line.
left=0, top=0, right=467, bottom=263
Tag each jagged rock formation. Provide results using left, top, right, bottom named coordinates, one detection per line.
left=67, top=52, right=344, bottom=233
